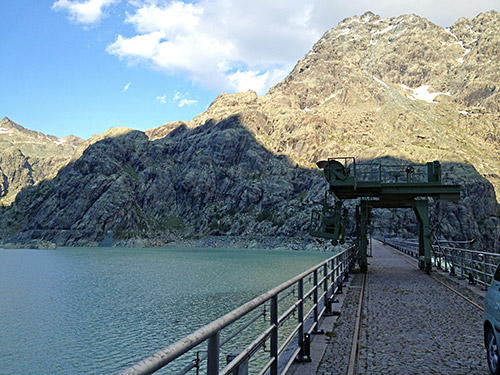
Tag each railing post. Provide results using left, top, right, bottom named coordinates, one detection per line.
left=450, top=248, right=456, bottom=276
left=297, top=278, right=304, bottom=350
left=460, top=250, right=465, bottom=280
left=323, top=263, right=331, bottom=314
left=483, top=254, right=487, bottom=290
left=312, top=269, right=320, bottom=333
left=443, top=249, right=448, bottom=272
left=270, top=295, right=278, bottom=375
left=470, top=251, right=474, bottom=283
left=344, top=250, right=350, bottom=281
left=296, top=278, right=310, bottom=362
left=207, top=332, right=220, bottom=375
left=337, top=256, right=343, bottom=294
left=226, top=352, right=248, bottom=375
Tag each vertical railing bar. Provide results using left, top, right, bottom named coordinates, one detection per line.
left=323, top=263, right=329, bottom=312
left=297, top=278, right=304, bottom=358
left=460, top=250, right=464, bottom=279
left=270, top=295, right=278, bottom=375
left=483, top=254, right=487, bottom=289
left=470, top=253, right=476, bottom=280
left=313, top=269, right=319, bottom=331
left=207, top=332, right=220, bottom=375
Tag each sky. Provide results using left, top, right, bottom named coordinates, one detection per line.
left=1, top=1, right=498, bottom=139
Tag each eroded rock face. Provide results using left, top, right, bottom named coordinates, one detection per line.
left=1, top=11, right=499, bottom=249
left=0, top=118, right=325, bottom=246
left=0, top=117, right=83, bottom=204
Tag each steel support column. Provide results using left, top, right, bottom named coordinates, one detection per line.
left=413, top=200, right=432, bottom=273
left=357, top=202, right=371, bottom=273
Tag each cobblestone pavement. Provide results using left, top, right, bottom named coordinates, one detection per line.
left=357, top=242, right=487, bottom=375
left=316, top=271, right=363, bottom=375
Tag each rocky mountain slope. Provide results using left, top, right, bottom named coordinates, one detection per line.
left=0, top=117, right=83, bottom=205
left=181, top=11, right=500, bottom=197
left=1, top=11, right=499, bottom=249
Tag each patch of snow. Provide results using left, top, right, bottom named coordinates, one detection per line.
left=373, top=77, right=389, bottom=88
left=373, top=25, right=395, bottom=35
left=395, top=17, right=404, bottom=23
left=54, top=138, right=66, bottom=145
left=376, top=107, right=382, bottom=112
left=444, top=28, right=459, bottom=39
left=456, top=57, right=464, bottom=64
left=303, top=108, right=312, bottom=112
left=362, top=15, right=371, bottom=23
left=336, top=28, right=351, bottom=38
left=434, top=63, right=440, bottom=66
left=319, top=93, right=336, bottom=106
left=459, top=110, right=469, bottom=115
left=307, top=51, right=315, bottom=56
left=370, top=39, right=378, bottom=46
left=404, top=85, right=451, bottom=103
left=455, top=41, right=471, bottom=56
left=0, top=128, right=13, bottom=135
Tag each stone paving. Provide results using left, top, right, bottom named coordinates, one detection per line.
left=357, top=242, right=487, bottom=375
left=316, top=271, right=363, bottom=375
left=318, top=241, right=488, bottom=375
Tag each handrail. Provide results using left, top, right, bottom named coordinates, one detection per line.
left=380, top=237, right=500, bottom=287
left=118, top=245, right=356, bottom=375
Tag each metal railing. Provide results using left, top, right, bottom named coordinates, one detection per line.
left=380, top=237, right=500, bottom=288
left=327, top=157, right=429, bottom=184
left=118, top=245, right=357, bottom=375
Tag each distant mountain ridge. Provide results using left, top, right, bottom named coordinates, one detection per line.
left=0, top=117, right=84, bottom=204
left=0, top=11, right=499, bottom=249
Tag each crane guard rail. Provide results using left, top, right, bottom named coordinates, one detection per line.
left=378, top=237, right=500, bottom=288
left=118, top=244, right=357, bottom=375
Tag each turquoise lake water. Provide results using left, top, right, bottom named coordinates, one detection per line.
left=0, top=246, right=333, bottom=374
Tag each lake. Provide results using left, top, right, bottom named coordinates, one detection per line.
left=0, top=246, right=333, bottom=374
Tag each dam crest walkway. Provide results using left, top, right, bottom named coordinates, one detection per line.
left=298, top=240, right=487, bottom=375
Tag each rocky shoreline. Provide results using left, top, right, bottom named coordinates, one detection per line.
left=2, top=239, right=57, bottom=250
left=1, top=235, right=350, bottom=252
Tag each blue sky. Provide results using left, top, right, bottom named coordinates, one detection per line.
left=1, top=0, right=498, bottom=139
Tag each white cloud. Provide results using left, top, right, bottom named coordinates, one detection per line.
left=155, top=95, right=167, bottom=104
left=173, top=92, right=197, bottom=107
left=106, top=0, right=326, bottom=94
left=227, top=70, right=269, bottom=94
left=55, top=0, right=498, bottom=94
left=52, top=0, right=119, bottom=24
left=122, top=82, right=131, bottom=91
left=178, top=98, right=198, bottom=107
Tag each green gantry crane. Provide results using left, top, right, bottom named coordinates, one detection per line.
left=310, top=157, right=461, bottom=273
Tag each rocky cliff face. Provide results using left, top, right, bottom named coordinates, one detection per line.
left=184, top=11, right=500, bottom=196
left=0, top=119, right=324, bottom=246
left=0, top=117, right=83, bottom=204
left=1, top=11, right=499, bottom=249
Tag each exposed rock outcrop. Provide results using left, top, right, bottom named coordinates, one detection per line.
left=1, top=11, right=499, bottom=250
left=0, top=117, right=83, bottom=204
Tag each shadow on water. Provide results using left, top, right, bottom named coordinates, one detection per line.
left=0, top=115, right=498, bottom=250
